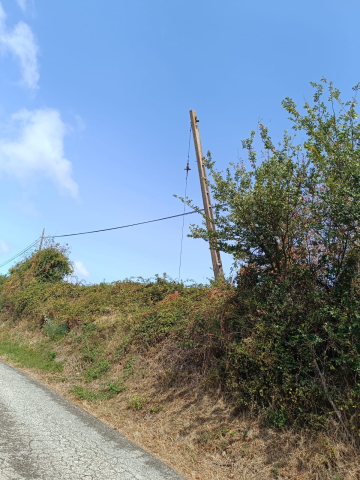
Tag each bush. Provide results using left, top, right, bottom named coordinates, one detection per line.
left=180, top=79, right=360, bottom=438
left=0, top=274, right=8, bottom=288
left=9, top=240, right=73, bottom=285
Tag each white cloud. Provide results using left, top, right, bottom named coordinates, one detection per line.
left=74, top=261, right=89, bottom=279
left=0, top=239, right=9, bottom=255
left=0, top=2, right=39, bottom=89
left=0, top=108, right=78, bottom=197
left=16, top=0, right=27, bottom=13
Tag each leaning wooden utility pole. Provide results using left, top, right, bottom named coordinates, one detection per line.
left=38, top=228, right=45, bottom=251
left=190, top=110, right=224, bottom=280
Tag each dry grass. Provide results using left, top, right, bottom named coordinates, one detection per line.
left=0, top=319, right=358, bottom=480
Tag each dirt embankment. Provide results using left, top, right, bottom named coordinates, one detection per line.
left=0, top=314, right=357, bottom=480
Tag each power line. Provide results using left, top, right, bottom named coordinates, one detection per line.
left=0, top=209, right=204, bottom=270
left=48, top=209, right=203, bottom=239
left=0, top=238, right=41, bottom=269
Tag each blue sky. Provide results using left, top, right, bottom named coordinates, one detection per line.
left=0, top=0, right=359, bottom=283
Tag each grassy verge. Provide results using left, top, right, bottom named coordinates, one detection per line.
left=0, top=336, right=63, bottom=372
left=0, top=303, right=358, bottom=480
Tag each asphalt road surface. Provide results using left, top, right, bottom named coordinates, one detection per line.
left=0, top=360, right=184, bottom=480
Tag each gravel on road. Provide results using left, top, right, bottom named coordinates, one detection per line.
left=0, top=359, right=184, bottom=480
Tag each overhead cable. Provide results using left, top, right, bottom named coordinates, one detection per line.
left=48, top=209, right=203, bottom=239
left=0, top=238, right=41, bottom=269
left=0, top=209, right=203, bottom=270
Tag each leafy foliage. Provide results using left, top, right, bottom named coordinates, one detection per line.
left=1, top=240, right=73, bottom=299
left=182, top=79, right=360, bottom=439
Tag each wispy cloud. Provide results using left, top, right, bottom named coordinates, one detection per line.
left=74, top=261, right=90, bottom=279
left=0, top=108, right=78, bottom=197
left=0, top=2, right=39, bottom=89
left=16, top=0, right=27, bottom=13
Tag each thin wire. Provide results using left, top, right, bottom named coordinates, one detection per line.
left=49, top=209, right=202, bottom=239
left=178, top=124, right=192, bottom=281
left=0, top=238, right=41, bottom=269
left=178, top=175, right=189, bottom=281
left=0, top=239, right=40, bottom=267
left=0, top=209, right=205, bottom=271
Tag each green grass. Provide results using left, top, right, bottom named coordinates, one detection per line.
left=84, top=360, right=110, bottom=382
left=0, top=338, right=63, bottom=372
left=71, top=382, right=127, bottom=401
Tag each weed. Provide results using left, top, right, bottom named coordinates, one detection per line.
left=72, top=385, right=100, bottom=401
left=107, top=382, right=127, bottom=395
left=71, top=382, right=126, bottom=402
left=43, top=315, right=69, bottom=340
left=265, top=405, right=287, bottom=429
left=217, top=427, right=228, bottom=437
left=272, top=465, right=280, bottom=477
left=151, top=404, right=164, bottom=413
left=122, top=357, right=136, bottom=380
left=197, top=426, right=235, bottom=452
left=82, top=322, right=97, bottom=336
left=84, top=360, right=110, bottom=382
left=48, top=350, right=57, bottom=361
left=128, top=394, right=145, bottom=411
left=99, top=306, right=111, bottom=314
left=82, top=344, right=101, bottom=363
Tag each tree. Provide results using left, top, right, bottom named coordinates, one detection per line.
left=188, top=79, right=360, bottom=292
left=181, top=80, right=360, bottom=436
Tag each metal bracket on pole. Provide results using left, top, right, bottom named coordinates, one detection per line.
left=190, top=110, right=224, bottom=280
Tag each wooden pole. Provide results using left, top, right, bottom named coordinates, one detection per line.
left=38, top=228, right=45, bottom=251
left=189, top=110, right=224, bottom=280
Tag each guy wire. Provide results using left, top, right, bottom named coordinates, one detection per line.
left=178, top=124, right=192, bottom=282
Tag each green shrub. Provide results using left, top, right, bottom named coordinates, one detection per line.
left=264, top=405, right=287, bottom=429
left=107, top=382, right=127, bottom=395
left=127, top=394, right=145, bottom=411
left=84, top=360, right=110, bottom=382
left=43, top=315, right=69, bottom=339
left=9, top=241, right=73, bottom=285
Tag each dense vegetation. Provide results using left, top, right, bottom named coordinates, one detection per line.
left=186, top=79, right=360, bottom=444
left=1, top=80, right=360, bottom=450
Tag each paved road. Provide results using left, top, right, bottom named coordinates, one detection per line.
left=0, top=360, right=184, bottom=480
